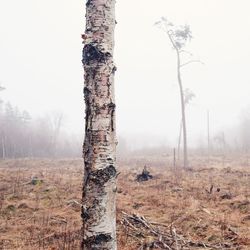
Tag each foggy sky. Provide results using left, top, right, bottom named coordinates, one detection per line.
left=0, top=0, right=250, bottom=148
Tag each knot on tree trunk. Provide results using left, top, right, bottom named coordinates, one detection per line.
left=82, top=44, right=111, bottom=65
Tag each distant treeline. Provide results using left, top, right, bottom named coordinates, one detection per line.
left=1, top=86, right=250, bottom=159
left=0, top=101, right=82, bottom=159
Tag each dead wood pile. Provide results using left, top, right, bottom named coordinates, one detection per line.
left=120, top=212, right=236, bottom=249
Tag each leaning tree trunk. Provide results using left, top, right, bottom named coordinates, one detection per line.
left=81, top=0, right=117, bottom=249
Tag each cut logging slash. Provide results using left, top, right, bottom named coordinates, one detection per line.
left=120, top=212, right=235, bottom=249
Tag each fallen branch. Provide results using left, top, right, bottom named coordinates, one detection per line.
left=120, top=212, right=235, bottom=249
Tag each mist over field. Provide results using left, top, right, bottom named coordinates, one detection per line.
left=1, top=0, right=250, bottom=154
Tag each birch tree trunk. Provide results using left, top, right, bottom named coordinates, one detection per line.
left=177, top=51, right=188, bottom=168
left=81, top=0, right=117, bottom=249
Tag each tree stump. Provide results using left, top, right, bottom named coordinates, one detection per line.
left=136, top=166, right=153, bottom=182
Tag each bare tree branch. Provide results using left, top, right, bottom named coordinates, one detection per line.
left=180, top=60, right=204, bottom=68
left=179, top=50, right=193, bottom=56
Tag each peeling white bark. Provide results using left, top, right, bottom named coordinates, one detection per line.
left=81, top=0, right=117, bottom=249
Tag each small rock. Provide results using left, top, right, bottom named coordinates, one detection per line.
left=43, top=186, right=54, bottom=192
left=242, top=215, right=250, bottom=222
left=220, top=193, right=232, bottom=200
left=30, top=177, right=43, bottom=185
left=172, top=187, right=183, bottom=192
left=132, top=203, right=143, bottom=209
left=66, top=200, right=81, bottom=211
left=6, top=204, right=16, bottom=212
left=18, top=203, right=29, bottom=209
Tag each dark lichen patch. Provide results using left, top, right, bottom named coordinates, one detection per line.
left=108, top=103, right=116, bottom=131
left=108, top=102, right=116, bottom=112
left=84, top=233, right=112, bottom=249
left=112, top=65, right=117, bottom=74
left=83, top=87, right=92, bottom=131
left=83, top=87, right=91, bottom=99
left=88, top=165, right=116, bottom=185
left=81, top=205, right=90, bottom=221
left=86, top=0, right=92, bottom=7
left=82, top=44, right=111, bottom=65
left=94, top=233, right=112, bottom=245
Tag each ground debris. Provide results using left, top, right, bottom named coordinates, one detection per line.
left=119, top=212, right=236, bottom=249
left=66, top=199, right=82, bottom=211
left=136, top=166, right=153, bottom=182
left=221, top=192, right=233, bottom=200
left=30, top=176, right=44, bottom=185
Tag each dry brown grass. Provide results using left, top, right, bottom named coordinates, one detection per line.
left=0, top=157, right=249, bottom=249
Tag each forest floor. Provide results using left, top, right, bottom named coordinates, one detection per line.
left=0, top=156, right=249, bottom=249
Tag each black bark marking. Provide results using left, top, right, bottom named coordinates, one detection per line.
left=88, top=165, right=116, bottom=186
left=83, top=87, right=91, bottom=98
left=111, top=110, right=115, bottom=131
left=83, top=233, right=112, bottom=249
left=108, top=102, right=116, bottom=111
left=83, top=87, right=91, bottom=131
left=107, top=81, right=111, bottom=96
left=94, top=234, right=112, bottom=245
left=112, top=65, right=117, bottom=74
left=86, top=0, right=92, bottom=6
left=108, top=102, right=116, bottom=131
left=81, top=205, right=90, bottom=221
left=82, top=44, right=111, bottom=65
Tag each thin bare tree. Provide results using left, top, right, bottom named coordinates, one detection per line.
left=81, top=0, right=117, bottom=249
left=49, top=112, right=63, bottom=157
left=156, top=17, right=202, bottom=168
left=177, top=88, right=195, bottom=163
left=207, top=110, right=210, bottom=164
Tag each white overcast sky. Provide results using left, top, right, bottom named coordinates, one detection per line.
left=0, top=0, right=250, bottom=147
